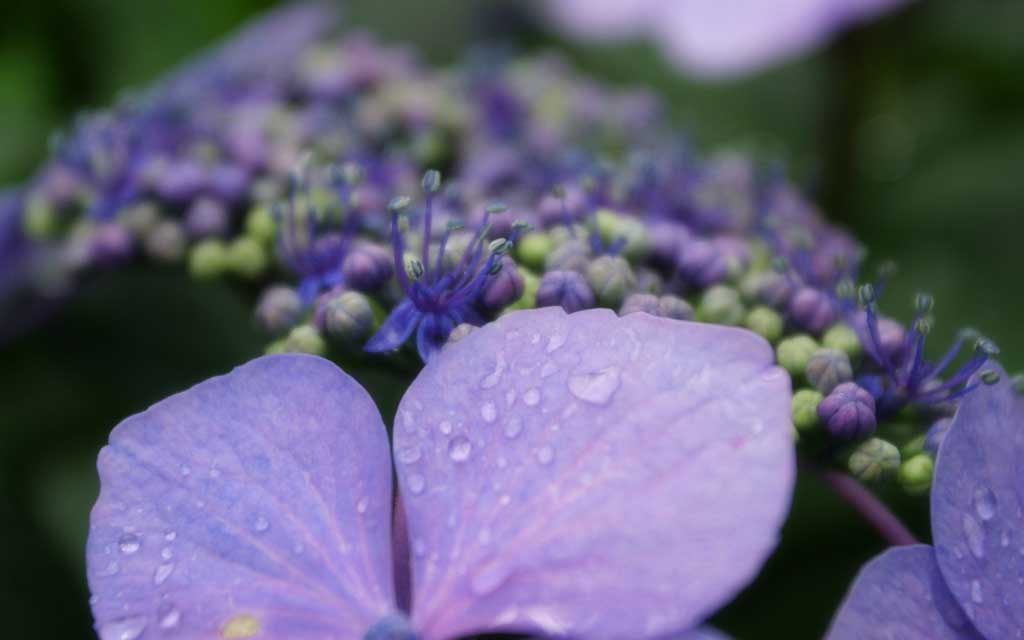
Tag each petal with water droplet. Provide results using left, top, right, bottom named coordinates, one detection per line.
left=87, top=354, right=396, bottom=638
left=826, top=545, right=982, bottom=640
left=394, top=307, right=795, bottom=639
left=932, top=362, right=1024, bottom=638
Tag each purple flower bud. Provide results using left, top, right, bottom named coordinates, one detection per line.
left=818, top=382, right=877, bottom=439
left=805, top=347, right=853, bottom=394
left=676, top=238, right=726, bottom=286
left=207, top=164, right=249, bottom=202
left=341, top=242, right=394, bottom=291
left=156, top=161, right=206, bottom=202
left=144, top=221, right=187, bottom=263
left=480, top=256, right=524, bottom=311
left=90, top=223, right=134, bottom=265
left=316, top=289, right=375, bottom=341
left=788, top=286, right=837, bottom=334
left=185, top=197, right=229, bottom=238
left=620, top=293, right=659, bottom=316
left=648, top=220, right=692, bottom=269
left=536, top=270, right=595, bottom=313
left=255, top=285, right=303, bottom=334
left=544, top=238, right=591, bottom=273
left=750, top=270, right=793, bottom=308
left=658, top=294, right=694, bottom=320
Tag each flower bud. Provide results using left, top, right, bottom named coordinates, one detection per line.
left=744, top=305, right=783, bottom=342
left=544, top=238, right=591, bottom=273
left=207, top=164, right=249, bottom=202
left=516, top=232, right=553, bottom=271
left=898, top=453, right=934, bottom=495
left=119, top=201, right=161, bottom=237
left=848, top=437, right=901, bottom=482
left=188, top=239, right=228, bottom=279
left=156, top=160, right=205, bottom=202
left=255, top=285, right=303, bottom=334
left=818, top=382, right=876, bottom=439
left=144, top=220, right=187, bottom=263
left=776, top=334, right=819, bottom=377
left=594, top=208, right=651, bottom=260
left=696, top=285, right=744, bottom=325
left=319, top=290, right=376, bottom=342
left=743, top=270, right=792, bottom=308
left=90, top=223, right=135, bottom=265
left=788, top=286, right=837, bottom=334
left=22, top=197, right=60, bottom=239
left=481, top=256, right=524, bottom=310
left=341, top=242, right=394, bottom=291
left=923, top=417, right=952, bottom=456
left=282, top=324, right=327, bottom=356
left=226, top=237, right=268, bottom=279
left=791, top=388, right=824, bottom=432
left=245, top=205, right=277, bottom=245
left=805, top=348, right=853, bottom=394
left=657, top=295, right=694, bottom=321
left=185, top=197, right=229, bottom=238
left=822, top=323, right=861, bottom=360
left=586, top=255, right=635, bottom=308
left=536, top=270, right=595, bottom=313
left=619, top=293, right=659, bottom=316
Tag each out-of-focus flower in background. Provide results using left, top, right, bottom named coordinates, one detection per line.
left=544, top=0, right=910, bottom=77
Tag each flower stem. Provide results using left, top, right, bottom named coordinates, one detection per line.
left=816, top=467, right=917, bottom=546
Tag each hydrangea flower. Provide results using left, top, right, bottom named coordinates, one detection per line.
left=827, top=362, right=1022, bottom=639
left=545, top=0, right=909, bottom=77
left=87, top=307, right=795, bottom=639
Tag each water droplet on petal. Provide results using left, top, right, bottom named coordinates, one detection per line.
left=357, top=497, right=369, bottom=514
left=504, top=418, right=523, bottom=439
left=971, top=579, right=983, bottom=604
left=164, top=531, right=176, bottom=542
left=568, top=367, right=621, bottom=405
left=153, top=562, right=175, bottom=586
left=397, top=445, right=422, bottom=464
left=408, top=474, right=426, bottom=495
left=471, top=560, right=512, bottom=596
left=974, top=486, right=997, bottom=521
left=536, top=444, right=555, bottom=465
left=158, top=604, right=181, bottom=630
left=1001, top=530, right=1011, bottom=547
left=448, top=436, right=472, bottom=462
left=540, top=362, right=558, bottom=378
left=546, top=333, right=566, bottom=353
left=963, top=513, right=986, bottom=559
left=480, top=353, right=506, bottom=389
left=438, top=420, right=452, bottom=435
left=161, top=547, right=173, bottom=561
left=481, top=402, right=497, bottom=423
left=98, top=561, right=120, bottom=577
left=252, top=515, right=270, bottom=533
left=523, top=388, right=540, bottom=406
left=118, top=533, right=140, bottom=555
left=98, top=616, right=147, bottom=640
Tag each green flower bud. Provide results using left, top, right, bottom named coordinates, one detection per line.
left=805, top=347, right=853, bottom=394
left=245, top=205, right=276, bottom=245
left=792, top=388, right=824, bottom=432
left=901, top=434, right=927, bottom=458
left=23, top=197, right=60, bottom=239
left=503, top=268, right=540, bottom=313
left=144, top=220, right=186, bottom=263
left=586, top=255, right=635, bottom=308
left=516, top=232, right=553, bottom=271
left=696, top=285, right=745, bottom=326
left=321, top=291, right=376, bottom=342
left=119, top=201, right=161, bottom=237
left=898, top=454, right=935, bottom=495
left=823, top=323, right=862, bottom=360
left=744, top=305, right=784, bottom=342
left=227, top=237, right=268, bottom=279
left=188, top=239, right=228, bottom=280
left=594, top=208, right=651, bottom=261
left=776, top=334, right=820, bottom=377
left=282, top=324, right=327, bottom=356
left=848, top=438, right=901, bottom=482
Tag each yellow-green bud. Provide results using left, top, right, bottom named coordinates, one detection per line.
left=516, top=232, right=553, bottom=271
left=697, top=285, right=745, bottom=325
left=776, top=334, right=820, bottom=377
left=503, top=268, right=540, bottom=313
left=792, top=389, right=824, bottom=431
left=744, top=305, right=784, bottom=342
left=823, top=323, right=862, bottom=360
left=23, top=197, right=59, bottom=239
left=188, top=239, right=228, bottom=280
left=848, top=438, right=901, bottom=482
left=283, top=325, right=327, bottom=356
left=245, top=205, right=276, bottom=245
left=898, top=454, right=935, bottom=495
left=227, top=237, right=268, bottom=279
left=594, top=208, right=651, bottom=260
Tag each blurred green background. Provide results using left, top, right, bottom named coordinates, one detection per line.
left=0, top=1, right=1021, bottom=638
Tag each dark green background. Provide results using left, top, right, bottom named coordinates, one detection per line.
left=1, top=1, right=1021, bottom=638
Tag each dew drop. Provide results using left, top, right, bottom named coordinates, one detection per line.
left=504, top=418, right=523, bottom=439
left=153, top=562, right=175, bottom=586
left=971, top=579, right=983, bottom=604
left=252, top=515, right=270, bottom=533
left=505, top=389, right=517, bottom=406
left=963, top=514, right=986, bottom=559
left=438, top=420, right=453, bottom=435
left=974, top=486, right=997, bottom=521
left=448, top=436, right=473, bottom=463
left=98, top=616, right=147, bottom=640
left=480, top=353, right=506, bottom=389
left=471, top=561, right=512, bottom=596
left=408, top=474, right=426, bottom=495
left=357, top=497, right=369, bottom=514
left=158, top=605, right=181, bottom=630
left=1001, top=530, right=1011, bottom=548
left=397, top=445, right=423, bottom=464
left=523, top=388, right=541, bottom=406
left=540, top=362, right=558, bottom=378
left=161, top=547, right=173, bottom=561
left=536, top=444, right=555, bottom=465
left=546, top=333, right=567, bottom=353
left=481, top=402, right=497, bottom=423
left=164, top=531, right=176, bottom=542
left=568, top=367, right=621, bottom=405
left=401, top=410, right=415, bottom=432
left=118, top=533, right=140, bottom=555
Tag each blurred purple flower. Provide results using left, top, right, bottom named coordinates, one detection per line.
left=827, top=363, right=1023, bottom=639
left=545, top=0, right=909, bottom=77
left=87, top=307, right=795, bottom=639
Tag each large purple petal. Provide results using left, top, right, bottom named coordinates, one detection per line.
left=931, top=362, right=1024, bottom=638
left=87, top=354, right=397, bottom=639
left=394, top=307, right=795, bottom=639
left=826, top=545, right=983, bottom=640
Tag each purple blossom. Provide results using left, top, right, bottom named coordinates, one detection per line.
left=818, top=381, right=877, bottom=439
left=827, top=363, right=1022, bottom=639
left=86, top=307, right=794, bottom=639
left=546, top=0, right=909, bottom=77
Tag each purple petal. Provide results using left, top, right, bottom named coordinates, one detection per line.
left=366, top=299, right=421, bottom=353
left=931, top=362, right=1024, bottom=638
left=87, top=354, right=396, bottom=639
left=826, top=545, right=982, bottom=640
left=394, top=307, right=795, bottom=639
left=544, top=0, right=661, bottom=40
